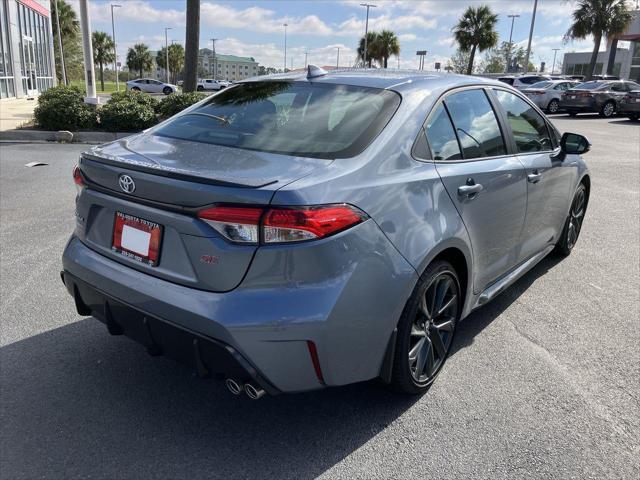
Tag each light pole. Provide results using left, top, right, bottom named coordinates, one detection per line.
left=110, top=4, right=121, bottom=91
left=53, top=0, right=67, bottom=85
left=164, top=27, right=172, bottom=83
left=551, top=48, right=561, bottom=74
left=211, top=38, right=218, bottom=78
left=283, top=23, right=288, bottom=72
left=78, top=0, right=97, bottom=101
left=360, top=3, right=377, bottom=67
left=336, top=47, right=340, bottom=68
left=304, top=49, right=309, bottom=69
left=524, top=0, right=538, bottom=73
left=506, top=14, right=520, bottom=73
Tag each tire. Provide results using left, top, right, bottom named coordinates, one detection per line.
left=547, top=99, right=560, bottom=114
left=131, top=87, right=141, bottom=92
left=555, top=183, right=587, bottom=256
left=197, top=85, right=204, bottom=91
left=600, top=101, right=616, bottom=118
left=628, top=114, right=639, bottom=121
left=390, top=260, right=461, bottom=394
left=163, top=87, right=173, bottom=95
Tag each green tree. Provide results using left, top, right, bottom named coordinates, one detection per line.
left=452, top=5, right=499, bottom=75
left=564, top=0, right=633, bottom=80
left=126, top=43, right=154, bottom=78
left=483, top=42, right=534, bottom=73
left=357, top=32, right=381, bottom=67
left=376, top=30, right=400, bottom=68
left=51, top=0, right=81, bottom=83
left=156, top=44, right=185, bottom=84
left=92, top=31, right=115, bottom=91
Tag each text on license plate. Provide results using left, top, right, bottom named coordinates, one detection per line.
left=112, top=212, right=162, bottom=265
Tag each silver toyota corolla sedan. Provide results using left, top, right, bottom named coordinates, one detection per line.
left=62, top=67, right=591, bottom=398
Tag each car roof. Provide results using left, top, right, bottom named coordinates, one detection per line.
left=239, top=68, right=504, bottom=93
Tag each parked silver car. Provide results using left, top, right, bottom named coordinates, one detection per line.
left=62, top=68, right=591, bottom=398
left=522, top=80, right=580, bottom=113
left=126, top=78, right=178, bottom=95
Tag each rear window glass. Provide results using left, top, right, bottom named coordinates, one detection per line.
left=575, top=81, right=606, bottom=90
left=498, top=77, right=514, bottom=85
left=529, top=81, right=552, bottom=89
left=152, top=81, right=401, bottom=159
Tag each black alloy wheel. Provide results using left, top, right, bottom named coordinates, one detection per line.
left=391, top=260, right=461, bottom=394
left=555, top=183, right=587, bottom=256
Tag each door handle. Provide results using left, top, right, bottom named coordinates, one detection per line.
left=527, top=171, right=542, bottom=184
left=458, top=183, right=484, bottom=197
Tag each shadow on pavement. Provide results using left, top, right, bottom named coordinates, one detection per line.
left=1, top=254, right=565, bottom=480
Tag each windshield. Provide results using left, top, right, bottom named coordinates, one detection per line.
left=529, top=81, right=552, bottom=89
left=152, top=81, right=401, bottom=159
left=574, top=81, right=606, bottom=90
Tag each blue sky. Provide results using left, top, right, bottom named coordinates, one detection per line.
left=71, top=0, right=615, bottom=71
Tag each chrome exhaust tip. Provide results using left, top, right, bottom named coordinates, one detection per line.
left=225, top=378, right=242, bottom=395
left=244, top=383, right=266, bottom=400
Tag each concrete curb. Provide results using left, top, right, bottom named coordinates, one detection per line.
left=0, top=129, right=133, bottom=144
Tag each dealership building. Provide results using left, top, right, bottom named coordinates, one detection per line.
left=198, top=49, right=259, bottom=81
left=0, top=0, right=56, bottom=99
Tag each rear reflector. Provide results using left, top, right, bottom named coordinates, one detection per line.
left=197, top=204, right=367, bottom=244
left=306, top=340, right=325, bottom=384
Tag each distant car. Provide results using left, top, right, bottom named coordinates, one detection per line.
left=126, top=78, right=177, bottom=95
left=197, top=79, right=226, bottom=91
left=592, top=75, right=620, bottom=81
left=618, top=89, right=640, bottom=121
left=512, top=75, right=552, bottom=90
left=560, top=80, right=640, bottom=117
left=522, top=80, right=580, bottom=113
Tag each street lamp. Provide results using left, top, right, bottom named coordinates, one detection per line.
left=506, top=14, right=520, bottom=73
left=211, top=38, right=218, bottom=79
left=524, top=0, right=539, bottom=73
left=110, top=4, right=121, bottom=91
left=304, top=49, right=309, bottom=69
left=336, top=47, right=340, bottom=68
left=360, top=3, right=377, bottom=67
left=283, top=23, right=288, bottom=72
left=551, top=48, right=561, bottom=74
left=164, top=27, right=172, bottom=83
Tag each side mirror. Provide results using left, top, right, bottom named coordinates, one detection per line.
left=560, top=132, right=591, bottom=155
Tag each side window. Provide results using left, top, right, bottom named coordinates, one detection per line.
left=444, top=89, right=506, bottom=159
left=494, top=89, right=553, bottom=153
left=424, top=103, right=462, bottom=161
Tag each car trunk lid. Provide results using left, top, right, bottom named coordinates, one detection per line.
left=75, top=133, right=332, bottom=292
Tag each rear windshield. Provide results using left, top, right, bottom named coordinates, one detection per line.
left=152, top=81, right=401, bottom=159
left=529, top=81, right=552, bottom=89
left=498, top=77, right=514, bottom=85
left=574, top=81, right=606, bottom=90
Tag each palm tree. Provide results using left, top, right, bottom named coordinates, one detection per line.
left=183, top=0, right=200, bottom=92
left=126, top=43, right=154, bottom=78
left=357, top=32, right=380, bottom=67
left=51, top=0, right=79, bottom=83
left=377, top=30, right=400, bottom=68
left=452, top=5, right=499, bottom=75
left=92, top=31, right=115, bottom=91
left=157, top=44, right=185, bottom=84
left=565, top=0, right=633, bottom=80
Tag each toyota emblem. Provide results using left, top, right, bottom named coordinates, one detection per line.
left=118, top=174, right=135, bottom=193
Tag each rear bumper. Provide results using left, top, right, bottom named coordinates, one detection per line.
left=61, top=270, right=279, bottom=394
left=61, top=219, right=417, bottom=393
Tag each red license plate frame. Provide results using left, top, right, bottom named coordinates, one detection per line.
left=112, top=212, right=163, bottom=266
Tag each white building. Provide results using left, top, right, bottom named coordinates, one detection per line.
left=198, top=49, right=259, bottom=81
left=0, top=0, right=56, bottom=99
left=562, top=9, right=639, bottom=81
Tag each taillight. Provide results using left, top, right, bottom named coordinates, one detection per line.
left=197, top=206, right=262, bottom=243
left=72, top=164, right=85, bottom=194
left=197, top=204, right=367, bottom=244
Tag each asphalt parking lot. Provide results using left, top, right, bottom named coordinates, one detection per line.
left=1, top=115, right=638, bottom=479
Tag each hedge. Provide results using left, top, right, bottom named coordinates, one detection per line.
left=156, top=92, right=208, bottom=119
left=33, top=85, right=97, bottom=131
